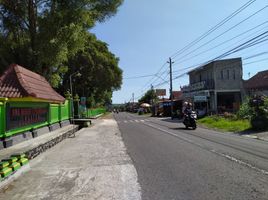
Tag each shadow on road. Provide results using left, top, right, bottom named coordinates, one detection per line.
left=160, top=118, right=183, bottom=123
left=169, top=127, right=193, bottom=131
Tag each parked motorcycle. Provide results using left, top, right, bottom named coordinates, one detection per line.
left=183, top=111, right=197, bottom=130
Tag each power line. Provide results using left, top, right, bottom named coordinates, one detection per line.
left=124, top=73, right=156, bottom=79
left=132, top=1, right=267, bottom=101
left=145, top=6, right=267, bottom=95
left=170, top=0, right=257, bottom=59
left=244, top=51, right=268, bottom=60
left=172, top=21, right=268, bottom=67
left=172, top=5, right=268, bottom=63
left=244, top=57, right=268, bottom=65
left=172, top=33, right=268, bottom=81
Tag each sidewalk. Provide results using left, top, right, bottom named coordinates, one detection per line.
left=0, top=118, right=141, bottom=200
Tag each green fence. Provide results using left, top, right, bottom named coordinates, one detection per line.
left=0, top=100, right=71, bottom=138
left=0, top=102, right=5, bottom=138
left=86, top=108, right=106, bottom=118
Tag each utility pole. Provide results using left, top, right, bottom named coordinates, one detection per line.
left=151, top=84, right=154, bottom=116
left=168, top=57, right=174, bottom=117
left=132, top=93, right=134, bottom=112
left=132, top=93, right=134, bottom=104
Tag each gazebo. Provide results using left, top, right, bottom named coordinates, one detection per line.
left=0, top=64, right=71, bottom=148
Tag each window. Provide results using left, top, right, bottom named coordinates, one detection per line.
left=221, top=70, right=223, bottom=79
left=233, top=69, right=236, bottom=79
left=199, top=74, right=202, bottom=82
left=227, top=70, right=229, bottom=79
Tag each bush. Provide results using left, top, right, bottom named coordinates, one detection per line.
left=249, top=96, right=268, bottom=130
left=251, top=115, right=268, bottom=131
left=236, top=98, right=254, bottom=119
left=223, top=112, right=237, bottom=120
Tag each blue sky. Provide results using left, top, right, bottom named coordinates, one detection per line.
left=92, top=0, right=268, bottom=104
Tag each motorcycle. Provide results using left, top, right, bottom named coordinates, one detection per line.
left=183, top=111, right=197, bottom=130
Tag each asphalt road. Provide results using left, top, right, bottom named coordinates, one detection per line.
left=114, top=112, right=268, bottom=200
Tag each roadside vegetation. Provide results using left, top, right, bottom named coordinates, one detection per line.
left=197, top=116, right=251, bottom=132
left=198, top=96, right=268, bottom=132
left=0, top=1, right=124, bottom=107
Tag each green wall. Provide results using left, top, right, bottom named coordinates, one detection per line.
left=86, top=108, right=106, bottom=118
left=0, top=102, right=5, bottom=138
left=0, top=100, right=71, bottom=138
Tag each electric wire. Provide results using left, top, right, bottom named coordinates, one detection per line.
left=170, top=0, right=257, bottom=59
left=172, top=5, right=268, bottom=63
left=172, top=21, right=268, bottom=67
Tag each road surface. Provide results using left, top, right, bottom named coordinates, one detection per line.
left=114, top=112, right=268, bottom=200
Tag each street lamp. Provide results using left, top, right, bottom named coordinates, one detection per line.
left=69, top=71, right=81, bottom=122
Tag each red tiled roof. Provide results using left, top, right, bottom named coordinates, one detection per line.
left=244, top=70, right=268, bottom=90
left=0, top=64, right=65, bottom=103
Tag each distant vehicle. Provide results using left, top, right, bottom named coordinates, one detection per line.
left=113, top=109, right=119, bottom=113
left=183, top=111, right=197, bottom=130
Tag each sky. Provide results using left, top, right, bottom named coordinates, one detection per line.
left=92, top=0, right=268, bottom=104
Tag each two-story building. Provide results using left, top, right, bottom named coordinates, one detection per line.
left=182, top=58, right=244, bottom=114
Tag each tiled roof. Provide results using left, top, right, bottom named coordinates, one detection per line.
left=244, top=70, right=268, bottom=90
left=0, top=64, right=65, bottom=103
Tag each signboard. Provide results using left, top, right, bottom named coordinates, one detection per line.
left=6, top=103, right=48, bottom=131
left=194, top=96, right=207, bottom=102
left=80, top=97, right=86, bottom=106
left=182, top=81, right=206, bottom=93
left=155, top=89, right=166, bottom=96
left=79, top=97, right=87, bottom=116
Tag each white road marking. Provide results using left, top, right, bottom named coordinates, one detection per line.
left=143, top=122, right=268, bottom=176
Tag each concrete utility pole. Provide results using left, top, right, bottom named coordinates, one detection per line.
left=151, top=84, right=155, bottom=116
left=132, top=93, right=134, bottom=111
left=168, top=57, right=174, bottom=117
left=132, top=93, right=134, bottom=104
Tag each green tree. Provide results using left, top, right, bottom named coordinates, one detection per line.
left=236, top=98, right=254, bottom=119
left=138, top=89, right=158, bottom=104
left=59, top=33, right=122, bottom=108
left=0, top=0, right=123, bottom=87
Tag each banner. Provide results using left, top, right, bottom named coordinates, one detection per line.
left=155, top=89, right=166, bottom=96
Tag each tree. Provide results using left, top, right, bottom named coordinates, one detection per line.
left=0, top=0, right=123, bottom=87
left=59, top=33, right=122, bottom=108
left=138, top=89, right=158, bottom=104
left=249, top=95, right=268, bottom=130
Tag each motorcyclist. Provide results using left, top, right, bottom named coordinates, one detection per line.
left=183, top=102, right=192, bottom=115
left=182, top=102, right=197, bottom=129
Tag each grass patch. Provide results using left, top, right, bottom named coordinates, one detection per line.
left=198, top=116, right=251, bottom=132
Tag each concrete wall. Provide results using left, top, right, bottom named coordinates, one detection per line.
left=189, top=63, right=214, bottom=84
left=213, top=58, right=243, bottom=91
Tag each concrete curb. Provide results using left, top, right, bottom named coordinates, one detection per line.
left=0, top=125, right=79, bottom=161
left=25, top=126, right=79, bottom=160
left=0, top=164, right=30, bottom=190
left=88, top=113, right=104, bottom=119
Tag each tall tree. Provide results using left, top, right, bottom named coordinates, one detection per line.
left=59, top=33, right=122, bottom=107
left=0, top=0, right=123, bottom=87
left=138, top=89, right=158, bottom=104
